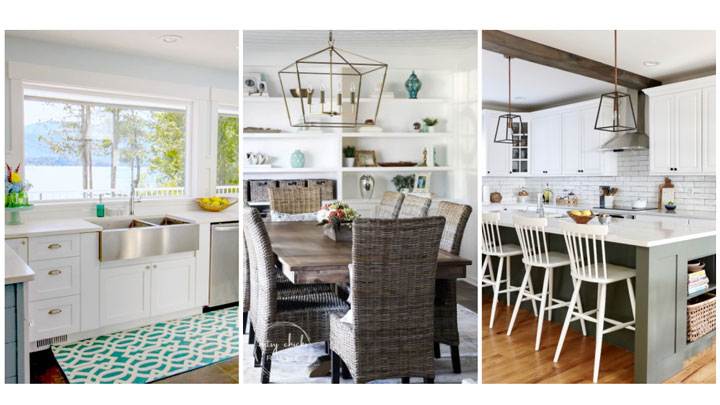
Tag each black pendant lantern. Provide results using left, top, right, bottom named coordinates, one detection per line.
left=494, top=56, right=523, bottom=144
left=594, top=30, right=637, bottom=132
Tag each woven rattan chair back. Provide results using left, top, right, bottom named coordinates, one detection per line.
left=481, top=212, right=505, bottom=255
left=350, top=217, right=445, bottom=380
left=398, top=194, right=432, bottom=218
left=243, top=236, right=251, bottom=313
left=375, top=191, right=404, bottom=218
left=437, top=201, right=472, bottom=255
left=269, top=187, right=321, bottom=215
left=560, top=221, right=610, bottom=282
left=513, top=215, right=551, bottom=266
left=243, top=207, right=278, bottom=345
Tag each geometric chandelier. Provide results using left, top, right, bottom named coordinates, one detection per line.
left=278, top=31, right=388, bottom=128
left=594, top=30, right=637, bottom=132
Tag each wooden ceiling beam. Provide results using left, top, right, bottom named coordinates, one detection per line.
left=482, top=30, right=662, bottom=89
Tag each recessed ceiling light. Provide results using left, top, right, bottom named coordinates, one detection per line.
left=160, top=34, right=183, bottom=44
left=643, top=61, right=660, bottom=67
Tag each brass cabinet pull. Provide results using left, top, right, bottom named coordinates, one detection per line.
left=48, top=269, right=63, bottom=276
left=48, top=308, right=62, bottom=315
left=48, top=243, right=63, bottom=250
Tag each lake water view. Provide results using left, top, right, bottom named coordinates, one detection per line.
left=26, top=165, right=162, bottom=200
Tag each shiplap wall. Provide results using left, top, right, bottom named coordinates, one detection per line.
left=483, top=150, right=716, bottom=212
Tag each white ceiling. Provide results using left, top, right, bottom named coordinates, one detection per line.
left=6, top=30, right=239, bottom=71
left=244, top=30, right=477, bottom=50
left=505, top=30, right=716, bottom=82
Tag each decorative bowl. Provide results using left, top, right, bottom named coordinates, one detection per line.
left=567, top=210, right=594, bottom=224
left=688, top=261, right=706, bottom=272
left=196, top=197, right=238, bottom=212
left=665, top=204, right=677, bottom=211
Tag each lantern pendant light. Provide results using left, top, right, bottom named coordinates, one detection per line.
left=494, top=56, right=523, bottom=144
left=594, top=30, right=637, bottom=132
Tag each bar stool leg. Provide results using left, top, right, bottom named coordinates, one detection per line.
left=489, top=256, right=505, bottom=329
left=553, top=279, right=582, bottom=362
left=575, top=280, right=587, bottom=336
left=593, top=284, right=607, bottom=383
left=548, top=271, right=554, bottom=321
left=535, top=268, right=550, bottom=351
left=505, top=256, right=512, bottom=305
left=527, top=275, right=538, bottom=316
left=507, top=264, right=531, bottom=335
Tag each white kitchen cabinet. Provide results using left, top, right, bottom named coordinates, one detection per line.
left=646, top=76, right=714, bottom=175
left=151, top=258, right=196, bottom=316
left=702, top=86, right=716, bottom=173
left=560, top=111, right=582, bottom=174
left=100, top=263, right=151, bottom=326
left=530, top=113, right=562, bottom=176
left=6, top=238, right=28, bottom=262
left=27, top=257, right=81, bottom=302
left=28, top=295, right=81, bottom=341
left=484, top=110, right=510, bottom=176
left=559, top=106, right=616, bottom=176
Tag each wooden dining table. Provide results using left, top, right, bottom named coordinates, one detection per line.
left=265, top=221, right=473, bottom=285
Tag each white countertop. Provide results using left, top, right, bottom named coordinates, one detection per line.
left=485, top=202, right=716, bottom=221
left=5, top=244, right=34, bottom=285
left=495, top=211, right=716, bottom=248
left=167, top=206, right=239, bottom=224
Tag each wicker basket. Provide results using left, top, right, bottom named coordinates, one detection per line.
left=308, top=179, right=336, bottom=201
left=687, top=294, right=716, bottom=342
left=242, top=180, right=249, bottom=203
left=249, top=180, right=277, bottom=202
left=278, top=179, right=306, bottom=189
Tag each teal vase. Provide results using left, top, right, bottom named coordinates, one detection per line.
left=291, top=150, right=305, bottom=168
left=405, top=70, right=422, bottom=99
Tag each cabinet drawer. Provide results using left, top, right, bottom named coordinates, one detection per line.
left=28, top=257, right=81, bottom=302
left=29, top=234, right=80, bottom=261
left=28, top=295, right=81, bottom=341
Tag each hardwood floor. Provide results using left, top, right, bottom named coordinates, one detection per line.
left=481, top=295, right=716, bottom=383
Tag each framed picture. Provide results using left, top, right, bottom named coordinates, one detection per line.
left=414, top=173, right=431, bottom=193
left=355, top=150, right=377, bottom=167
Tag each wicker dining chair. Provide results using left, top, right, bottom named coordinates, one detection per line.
left=244, top=207, right=349, bottom=384
left=330, top=217, right=446, bottom=384
left=374, top=191, right=405, bottom=218
left=243, top=237, right=251, bottom=334
left=269, top=187, right=321, bottom=215
left=398, top=194, right=432, bottom=218
left=432, top=201, right=472, bottom=373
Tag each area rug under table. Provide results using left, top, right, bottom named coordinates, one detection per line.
left=52, top=307, right=239, bottom=384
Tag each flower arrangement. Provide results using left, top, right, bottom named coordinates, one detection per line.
left=317, top=201, right=360, bottom=228
left=5, top=163, right=31, bottom=208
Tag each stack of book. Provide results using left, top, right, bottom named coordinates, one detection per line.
left=688, top=270, right=710, bottom=295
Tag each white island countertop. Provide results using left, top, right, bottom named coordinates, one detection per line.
left=5, top=244, right=35, bottom=284
left=485, top=202, right=716, bottom=221
left=497, top=211, right=716, bottom=248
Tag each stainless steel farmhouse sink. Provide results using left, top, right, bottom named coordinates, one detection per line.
left=87, top=216, right=199, bottom=261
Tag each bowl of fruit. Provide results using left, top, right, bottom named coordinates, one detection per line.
left=567, top=209, right=595, bottom=224
left=196, top=196, right=238, bottom=212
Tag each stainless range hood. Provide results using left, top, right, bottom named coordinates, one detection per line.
left=600, top=92, right=649, bottom=151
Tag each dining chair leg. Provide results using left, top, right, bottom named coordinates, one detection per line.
left=505, top=256, right=512, bottom=305
left=527, top=275, right=538, bottom=316
left=434, top=342, right=441, bottom=358
left=450, top=345, right=461, bottom=374
left=325, top=341, right=330, bottom=355
left=535, top=268, right=550, bottom=351
left=248, top=323, right=255, bottom=345
left=507, top=265, right=531, bottom=336
left=253, top=342, right=261, bottom=367
left=489, top=256, right=505, bottom=328
left=260, top=352, right=272, bottom=384
left=243, top=311, right=248, bottom=334
left=548, top=270, right=554, bottom=321
left=554, top=279, right=582, bottom=363
left=593, top=284, right=607, bottom=384
left=401, top=377, right=410, bottom=384
left=331, top=351, right=341, bottom=384
left=341, top=359, right=351, bottom=379
left=423, top=377, right=435, bottom=384
left=574, top=280, right=588, bottom=336
left=627, top=278, right=636, bottom=322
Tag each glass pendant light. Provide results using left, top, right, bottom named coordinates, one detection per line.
left=494, top=56, right=522, bottom=144
left=594, top=30, right=637, bottom=132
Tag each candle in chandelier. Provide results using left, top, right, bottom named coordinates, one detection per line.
left=350, top=84, right=356, bottom=105
left=306, top=87, right=313, bottom=113
left=320, top=85, right=326, bottom=114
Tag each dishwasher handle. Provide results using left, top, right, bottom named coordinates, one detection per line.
left=213, top=225, right=239, bottom=232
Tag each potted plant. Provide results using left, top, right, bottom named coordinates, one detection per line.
left=5, top=164, right=30, bottom=208
left=391, top=174, right=415, bottom=194
left=317, top=201, right=359, bottom=242
left=422, top=117, right=439, bottom=133
left=343, top=146, right=356, bottom=167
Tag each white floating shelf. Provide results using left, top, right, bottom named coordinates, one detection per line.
left=341, top=132, right=450, bottom=139
left=244, top=96, right=449, bottom=104
left=341, top=166, right=451, bottom=173
left=242, top=132, right=335, bottom=139
left=243, top=167, right=338, bottom=174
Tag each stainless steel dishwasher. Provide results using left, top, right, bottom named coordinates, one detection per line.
left=209, top=221, right=239, bottom=307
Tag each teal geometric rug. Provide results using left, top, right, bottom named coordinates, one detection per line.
left=52, top=307, right=238, bottom=384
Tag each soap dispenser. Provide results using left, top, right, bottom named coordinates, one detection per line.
left=96, top=194, right=105, bottom=217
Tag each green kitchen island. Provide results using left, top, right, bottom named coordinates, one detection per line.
left=487, top=212, right=716, bottom=383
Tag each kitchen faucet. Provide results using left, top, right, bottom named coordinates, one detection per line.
left=129, top=161, right=141, bottom=216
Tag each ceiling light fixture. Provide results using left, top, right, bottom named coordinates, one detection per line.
left=643, top=60, right=660, bottom=67
left=594, top=30, right=637, bottom=133
left=278, top=31, right=388, bottom=128
left=494, top=56, right=522, bottom=144
left=160, top=34, right=183, bottom=44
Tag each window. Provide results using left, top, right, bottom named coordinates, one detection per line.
left=216, top=112, right=239, bottom=195
left=23, top=93, right=187, bottom=201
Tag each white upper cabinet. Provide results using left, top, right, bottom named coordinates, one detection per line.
left=560, top=111, right=581, bottom=174
left=702, top=86, right=716, bottom=173
left=530, top=113, right=562, bottom=176
left=645, top=76, right=715, bottom=175
left=483, top=110, right=510, bottom=176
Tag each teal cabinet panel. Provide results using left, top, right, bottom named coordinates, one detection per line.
left=5, top=342, right=16, bottom=380
left=5, top=284, right=15, bottom=308
left=5, top=307, right=16, bottom=344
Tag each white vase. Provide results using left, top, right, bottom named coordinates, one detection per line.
left=343, top=157, right=355, bottom=167
left=604, top=196, right=615, bottom=208
left=427, top=126, right=435, bottom=133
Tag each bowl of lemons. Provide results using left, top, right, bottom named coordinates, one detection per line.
left=567, top=209, right=595, bottom=224
left=196, top=196, right=238, bottom=212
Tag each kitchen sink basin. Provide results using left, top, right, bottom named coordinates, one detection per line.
left=88, top=216, right=199, bottom=262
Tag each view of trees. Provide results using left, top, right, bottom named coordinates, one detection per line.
left=217, top=114, right=239, bottom=186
